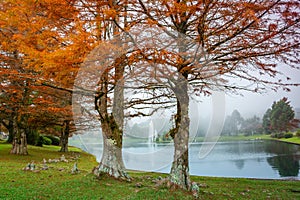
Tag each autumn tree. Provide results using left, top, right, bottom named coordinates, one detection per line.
left=75, top=0, right=300, bottom=189
left=2, top=0, right=300, bottom=191
left=126, top=0, right=300, bottom=190
left=71, top=0, right=134, bottom=179
left=0, top=0, right=82, bottom=154
left=28, top=87, right=74, bottom=152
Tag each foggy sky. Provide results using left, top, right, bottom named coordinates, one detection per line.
left=219, top=66, right=300, bottom=118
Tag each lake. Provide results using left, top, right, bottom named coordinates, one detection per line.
left=71, top=139, right=300, bottom=180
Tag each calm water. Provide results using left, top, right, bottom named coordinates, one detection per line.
left=73, top=140, right=300, bottom=179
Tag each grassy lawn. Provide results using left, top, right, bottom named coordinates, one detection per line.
left=0, top=143, right=300, bottom=199
left=194, top=134, right=300, bottom=145
left=271, top=136, right=300, bottom=145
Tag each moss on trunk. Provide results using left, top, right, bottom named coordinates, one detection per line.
left=169, top=77, right=191, bottom=190
left=93, top=135, right=129, bottom=180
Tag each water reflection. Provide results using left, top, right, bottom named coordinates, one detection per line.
left=234, top=159, right=245, bottom=170
left=211, top=140, right=300, bottom=177
left=265, top=141, right=300, bottom=177
left=70, top=137, right=300, bottom=179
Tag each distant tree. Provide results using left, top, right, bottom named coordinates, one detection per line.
left=267, top=98, right=297, bottom=133
left=262, top=108, right=272, bottom=134
left=221, top=116, right=232, bottom=136
left=222, top=110, right=244, bottom=136
left=231, top=110, right=244, bottom=135
left=241, top=115, right=262, bottom=136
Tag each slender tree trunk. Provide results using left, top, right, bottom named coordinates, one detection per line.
left=10, top=117, right=28, bottom=155
left=169, top=78, right=191, bottom=190
left=60, top=120, right=70, bottom=152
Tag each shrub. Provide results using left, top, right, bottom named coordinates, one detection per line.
left=271, top=133, right=275, bottom=138
left=284, top=132, right=293, bottom=139
left=243, top=132, right=252, bottom=136
left=271, top=132, right=285, bottom=139
left=37, top=136, right=52, bottom=146
left=296, top=129, right=300, bottom=137
left=43, top=136, right=52, bottom=145
left=44, top=135, right=60, bottom=146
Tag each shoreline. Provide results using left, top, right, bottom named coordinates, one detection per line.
left=268, top=138, right=300, bottom=146
left=191, top=134, right=300, bottom=145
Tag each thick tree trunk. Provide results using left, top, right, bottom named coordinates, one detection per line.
left=93, top=137, right=128, bottom=179
left=60, top=134, right=69, bottom=152
left=169, top=78, right=191, bottom=190
left=93, top=53, right=129, bottom=180
left=93, top=118, right=129, bottom=180
left=60, top=120, right=70, bottom=152
left=10, top=126, right=28, bottom=155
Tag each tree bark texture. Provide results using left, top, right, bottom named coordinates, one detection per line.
left=93, top=57, right=129, bottom=180
left=169, top=78, right=191, bottom=190
left=93, top=116, right=129, bottom=180
left=10, top=117, right=28, bottom=155
left=60, top=120, right=70, bottom=152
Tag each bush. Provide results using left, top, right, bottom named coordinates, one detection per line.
left=284, top=132, right=293, bottom=139
left=271, top=132, right=285, bottom=139
left=296, top=129, right=300, bottom=137
left=37, top=136, right=52, bottom=147
left=44, top=135, right=60, bottom=146
left=43, top=136, right=52, bottom=145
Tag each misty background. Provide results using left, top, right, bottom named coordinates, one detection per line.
left=224, top=65, right=300, bottom=118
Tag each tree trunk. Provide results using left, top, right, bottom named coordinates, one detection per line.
left=93, top=0, right=128, bottom=179
left=93, top=72, right=129, bottom=179
left=93, top=118, right=129, bottom=180
left=60, top=120, right=70, bottom=152
left=93, top=51, right=129, bottom=180
left=169, top=78, right=191, bottom=190
left=7, top=118, right=14, bottom=143
left=10, top=122, right=28, bottom=155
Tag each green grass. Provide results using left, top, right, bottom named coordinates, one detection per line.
left=194, top=134, right=269, bottom=143
left=271, top=136, right=300, bottom=145
left=194, top=134, right=300, bottom=145
left=1, top=143, right=300, bottom=199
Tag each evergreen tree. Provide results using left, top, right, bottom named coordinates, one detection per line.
left=268, top=98, right=295, bottom=133
left=222, top=110, right=243, bottom=136
left=262, top=108, right=272, bottom=134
